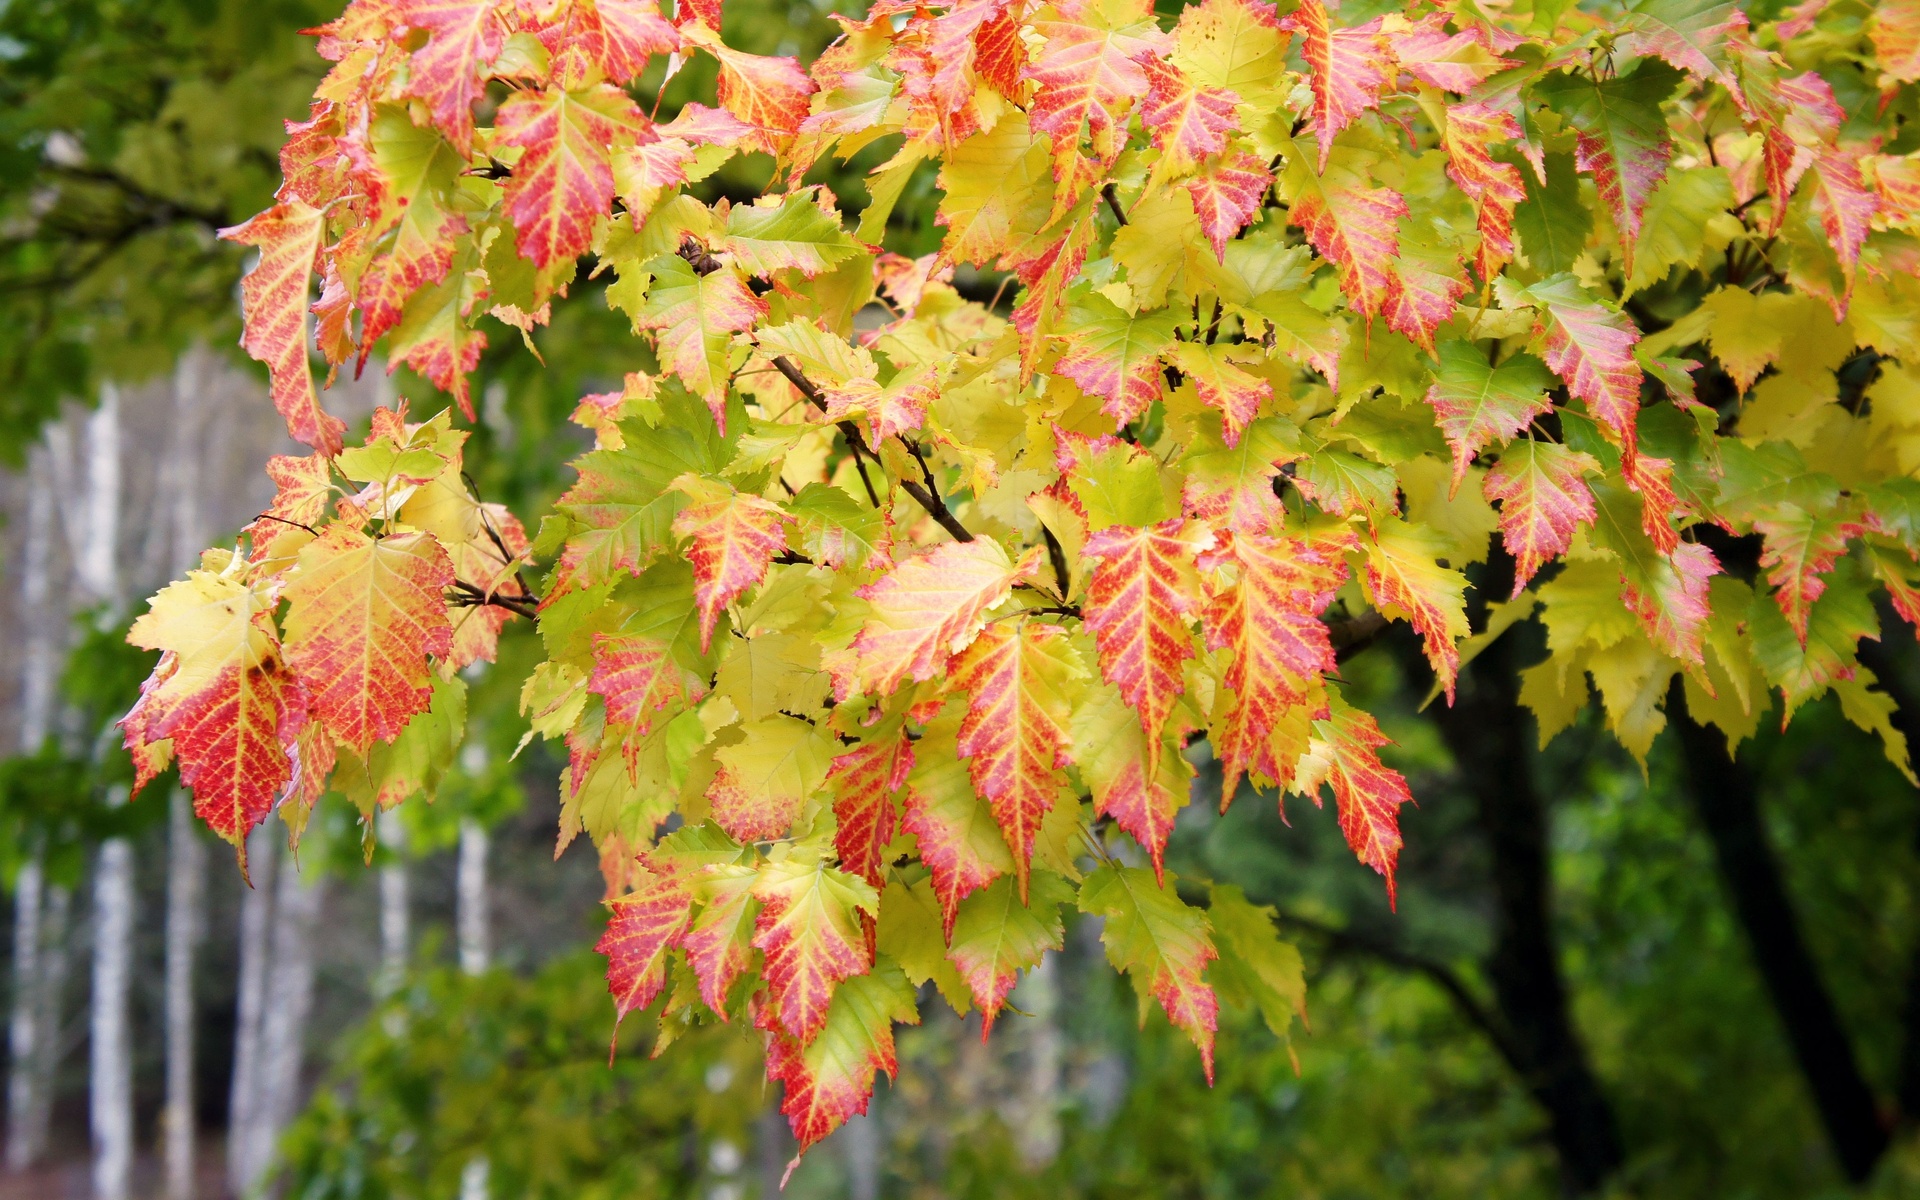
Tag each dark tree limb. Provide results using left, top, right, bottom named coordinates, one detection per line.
left=1671, top=682, right=1891, bottom=1184
left=1426, top=603, right=1625, bottom=1196
left=1853, top=635, right=1920, bottom=1125
left=1272, top=911, right=1527, bottom=1074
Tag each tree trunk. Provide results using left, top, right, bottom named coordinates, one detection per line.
left=90, top=818, right=134, bottom=1200
left=1427, top=625, right=1625, bottom=1195
left=456, top=819, right=490, bottom=977
left=247, top=853, right=324, bottom=1195
left=227, top=826, right=277, bottom=1196
left=7, top=446, right=60, bottom=1172
left=164, top=791, right=206, bottom=1200
left=79, top=389, right=133, bottom=1200
left=375, top=809, right=408, bottom=1004
left=456, top=818, right=489, bottom=1200
left=1672, top=692, right=1890, bottom=1183
left=6, top=855, right=44, bottom=1174
left=24, top=885, right=71, bottom=1166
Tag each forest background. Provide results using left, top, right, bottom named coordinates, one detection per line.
left=1, top=0, right=1919, bottom=1197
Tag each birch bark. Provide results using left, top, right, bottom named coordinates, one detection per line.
left=163, top=791, right=205, bottom=1200
left=226, top=826, right=277, bottom=1195
left=6, top=446, right=58, bottom=1171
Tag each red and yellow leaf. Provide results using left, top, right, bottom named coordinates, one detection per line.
left=1525, top=274, right=1644, bottom=451
left=852, top=540, right=1039, bottom=697
left=221, top=202, right=346, bottom=455
left=751, top=852, right=878, bottom=1045
left=1081, top=518, right=1210, bottom=750
left=1197, top=529, right=1351, bottom=799
left=1293, top=694, right=1412, bottom=906
left=496, top=83, right=651, bottom=269
left=1362, top=519, right=1468, bottom=700
left=280, top=525, right=456, bottom=754
left=827, top=733, right=913, bottom=889
left=1484, top=441, right=1601, bottom=595
left=948, top=621, right=1084, bottom=894
left=1283, top=0, right=1391, bottom=171
left=671, top=484, right=791, bottom=651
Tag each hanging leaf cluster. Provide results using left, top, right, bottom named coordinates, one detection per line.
left=121, top=0, right=1920, bottom=1169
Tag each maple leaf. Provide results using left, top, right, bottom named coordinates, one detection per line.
left=948, top=621, right=1085, bottom=896
left=901, top=720, right=1012, bottom=937
left=597, top=858, right=694, bottom=1030
left=1424, top=341, right=1556, bottom=487
left=539, top=0, right=681, bottom=89
left=1053, top=295, right=1182, bottom=429
left=400, top=0, right=508, bottom=156
left=1441, top=103, right=1527, bottom=281
left=497, top=84, right=651, bottom=270
left=1165, top=342, right=1273, bottom=449
left=721, top=191, right=861, bottom=278
left=946, top=873, right=1073, bottom=1033
left=935, top=112, right=1058, bottom=267
left=1198, top=529, right=1350, bottom=799
left=1384, top=12, right=1515, bottom=91
left=682, top=861, right=760, bottom=1014
left=1184, top=151, right=1274, bottom=261
left=1293, top=695, right=1413, bottom=906
left=851, top=540, right=1039, bottom=697
left=588, top=633, right=692, bottom=735
left=281, top=526, right=454, bottom=754
left=221, top=202, right=346, bottom=455
left=634, top=257, right=768, bottom=431
left=1756, top=506, right=1865, bottom=646
left=1806, top=149, right=1880, bottom=304
left=1181, top=416, right=1299, bottom=535
left=1874, top=0, right=1920, bottom=85
left=669, top=482, right=791, bottom=651
left=686, top=24, right=816, bottom=157
left=1024, top=4, right=1171, bottom=168
left=1362, top=519, right=1469, bottom=700
left=1589, top=478, right=1719, bottom=663
left=707, top=716, right=834, bottom=843
left=1287, top=165, right=1406, bottom=323
left=352, top=112, right=471, bottom=352
left=1070, top=678, right=1192, bottom=877
left=1616, top=0, right=1742, bottom=87
left=124, top=571, right=303, bottom=858
left=821, top=365, right=941, bottom=447
left=1137, top=54, right=1237, bottom=177
left=1535, top=61, right=1682, bottom=272
left=1282, top=0, right=1391, bottom=172
left=827, top=733, right=913, bottom=889
left=1079, top=865, right=1220, bottom=1080
left=1081, top=518, right=1210, bottom=751
left=751, top=850, right=878, bottom=1045
left=767, top=961, right=917, bottom=1161
left=1523, top=274, right=1645, bottom=452
left=1484, top=441, right=1601, bottom=595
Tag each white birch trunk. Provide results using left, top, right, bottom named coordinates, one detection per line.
left=5, top=857, right=43, bottom=1173
left=7, top=447, right=60, bottom=1171
left=456, top=818, right=489, bottom=1200
left=227, top=826, right=277, bottom=1196
left=375, top=809, right=408, bottom=1003
left=841, top=1112, right=880, bottom=1200
left=163, top=791, right=205, bottom=1200
left=247, top=855, right=324, bottom=1194
left=163, top=348, right=210, bottom=1200
left=79, top=389, right=133, bottom=1200
left=90, top=813, right=134, bottom=1200
left=25, top=886, right=70, bottom=1164
left=456, top=819, right=489, bottom=977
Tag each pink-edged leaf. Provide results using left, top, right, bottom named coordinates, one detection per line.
left=221, top=202, right=346, bottom=455
left=496, top=83, right=651, bottom=269
left=1483, top=441, right=1601, bottom=595
left=1282, top=0, right=1391, bottom=171
left=851, top=540, right=1040, bottom=697
left=1081, top=518, right=1210, bottom=751
left=1184, top=150, right=1273, bottom=261
left=671, top=486, right=790, bottom=652
left=1525, top=274, right=1644, bottom=452
left=1294, top=696, right=1413, bottom=907
left=827, top=733, right=913, bottom=889
left=1756, top=507, right=1866, bottom=645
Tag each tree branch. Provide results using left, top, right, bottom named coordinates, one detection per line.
left=448, top=580, right=539, bottom=621
left=1330, top=609, right=1390, bottom=662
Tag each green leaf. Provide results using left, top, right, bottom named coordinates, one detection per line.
left=1206, top=883, right=1306, bottom=1044
left=1514, top=151, right=1592, bottom=276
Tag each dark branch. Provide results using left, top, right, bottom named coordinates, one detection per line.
left=448, top=580, right=539, bottom=621
left=1102, top=184, right=1128, bottom=227
left=1273, top=910, right=1527, bottom=1075
left=1330, top=609, right=1391, bottom=662
left=903, top=438, right=974, bottom=543
left=769, top=355, right=883, bottom=507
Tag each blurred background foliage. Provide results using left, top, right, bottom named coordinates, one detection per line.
left=5, top=0, right=1920, bottom=1194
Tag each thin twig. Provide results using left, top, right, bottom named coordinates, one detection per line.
left=448, top=579, right=539, bottom=620
left=770, top=355, right=883, bottom=507
left=1102, top=184, right=1128, bottom=227
left=903, top=438, right=974, bottom=543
